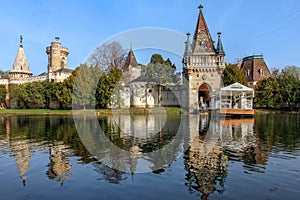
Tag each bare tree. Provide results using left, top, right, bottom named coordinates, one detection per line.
left=87, top=41, right=126, bottom=71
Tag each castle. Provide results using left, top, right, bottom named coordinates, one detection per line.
left=118, top=5, right=226, bottom=110
left=0, top=5, right=271, bottom=110
left=117, top=5, right=271, bottom=110
left=0, top=36, right=73, bottom=85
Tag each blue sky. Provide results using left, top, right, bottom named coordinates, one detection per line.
left=0, top=0, right=299, bottom=75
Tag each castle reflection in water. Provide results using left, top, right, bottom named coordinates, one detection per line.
left=0, top=113, right=270, bottom=198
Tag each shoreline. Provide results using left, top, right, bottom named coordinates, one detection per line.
left=0, top=108, right=299, bottom=116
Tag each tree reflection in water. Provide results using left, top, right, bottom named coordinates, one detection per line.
left=1, top=113, right=298, bottom=198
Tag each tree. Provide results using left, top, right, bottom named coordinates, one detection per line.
left=72, top=64, right=100, bottom=109
left=0, top=85, right=6, bottom=108
left=222, top=63, right=247, bottom=86
left=254, top=77, right=281, bottom=108
left=150, top=54, right=165, bottom=64
left=55, top=67, right=79, bottom=108
left=145, top=54, right=175, bottom=107
left=277, top=68, right=300, bottom=110
left=87, top=41, right=126, bottom=71
left=95, top=67, right=123, bottom=108
left=20, top=82, right=47, bottom=109
left=283, top=65, right=300, bottom=79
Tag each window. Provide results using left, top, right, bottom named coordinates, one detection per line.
left=259, top=69, right=264, bottom=76
left=245, top=69, right=250, bottom=76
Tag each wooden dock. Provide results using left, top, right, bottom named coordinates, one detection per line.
left=210, top=108, right=254, bottom=118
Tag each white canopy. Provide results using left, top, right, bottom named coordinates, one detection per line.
left=220, top=82, right=254, bottom=92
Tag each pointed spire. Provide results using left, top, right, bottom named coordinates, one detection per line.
left=123, top=45, right=139, bottom=71
left=216, top=32, right=225, bottom=55
left=10, top=35, right=32, bottom=74
left=192, top=4, right=215, bottom=53
left=185, top=32, right=192, bottom=54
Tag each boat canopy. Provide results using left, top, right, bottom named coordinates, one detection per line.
left=211, top=82, right=254, bottom=110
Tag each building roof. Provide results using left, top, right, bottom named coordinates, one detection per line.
left=123, top=48, right=139, bottom=71
left=10, top=35, right=32, bottom=75
left=192, top=5, right=216, bottom=54
left=240, top=55, right=271, bottom=83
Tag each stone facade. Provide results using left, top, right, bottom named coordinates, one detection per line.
left=46, top=37, right=71, bottom=82
left=240, top=55, right=271, bottom=88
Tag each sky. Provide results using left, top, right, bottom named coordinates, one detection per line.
left=0, top=0, right=299, bottom=75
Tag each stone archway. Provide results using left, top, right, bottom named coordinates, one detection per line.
left=198, top=83, right=211, bottom=108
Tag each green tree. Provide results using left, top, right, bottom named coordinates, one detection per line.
left=150, top=54, right=165, bottom=64
left=0, top=85, right=7, bottom=108
left=277, top=68, right=300, bottom=110
left=8, top=84, right=23, bottom=108
left=254, top=77, right=281, bottom=108
left=95, top=66, right=123, bottom=108
left=20, top=82, right=47, bottom=109
left=55, top=67, right=80, bottom=108
left=222, top=63, right=247, bottom=86
left=73, top=64, right=100, bottom=109
left=146, top=54, right=175, bottom=107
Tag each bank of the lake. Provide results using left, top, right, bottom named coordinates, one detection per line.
left=0, top=107, right=183, bottom=116
left=0, top=108, right=299, bottom=116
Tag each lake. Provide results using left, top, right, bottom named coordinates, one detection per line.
left=0, top=113, right=299, bottom=200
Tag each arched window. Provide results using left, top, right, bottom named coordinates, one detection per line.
left=259, top=69, right=264, bottom=76
left=245, top=69, right=250, bottom=76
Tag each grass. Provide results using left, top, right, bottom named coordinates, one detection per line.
left=0, top=109, right=73, bottom=115
left=0, top=107, right=183, bottom=116
left=3, top=107, right=296, bottom=116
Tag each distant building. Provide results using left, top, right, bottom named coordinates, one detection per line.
left=46, top=37, right=73, bottom=82
left=0, top=36, right=73, bottom=86
left=240, top=55, right=271, bottom=87
left=9, top=35, right=33, bottom=82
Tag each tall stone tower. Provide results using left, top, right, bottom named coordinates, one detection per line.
left=9, top=35, right=32, bottom=81
left=46, top=37, right=69, bottom=74
left=182, top=5, right=225, bottom=110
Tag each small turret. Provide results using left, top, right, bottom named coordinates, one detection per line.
left=185, top=32, right=192, bottom=54
left=216, top=32, right=225, bottom=55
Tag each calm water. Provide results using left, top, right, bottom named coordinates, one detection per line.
left=0, top=113, right=299, bottom=200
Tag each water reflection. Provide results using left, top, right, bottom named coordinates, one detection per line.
left=184, top=116, right=263, bottom=199
left=0, top=114, right=300, bottom=199
left=46, top=143, right=72, bottom=185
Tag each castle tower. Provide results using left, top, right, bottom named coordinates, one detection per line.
left=46, top=37, right=69, bottom=74
left=240, top=55, right=271, bottom=88
left=182, top=5, right=225, bottom=110
left=9, top=35, right=33, bottom=81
